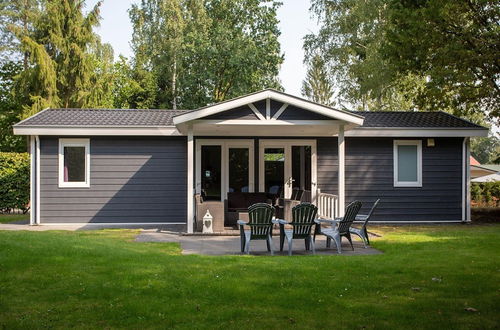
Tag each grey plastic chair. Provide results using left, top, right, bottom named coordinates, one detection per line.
left=350, top=199, right=380, bottom=247
left=314, top=201, right=362, bottom=254
left=237, top=203, right=275, bottom=255
left=275, top=203, right=318, bottom=256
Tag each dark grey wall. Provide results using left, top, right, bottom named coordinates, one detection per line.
left=317, top=137, right=463, bottom=221
left=39, top=136, right=187, bottom=223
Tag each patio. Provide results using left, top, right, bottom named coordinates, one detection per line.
left=135, top=229, right=382, bottom=256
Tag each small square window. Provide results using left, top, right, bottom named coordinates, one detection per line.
left=59, top=139, right=90, bottom=188
left=393, top=140, right=422, bottom=187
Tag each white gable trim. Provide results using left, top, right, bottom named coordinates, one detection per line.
left=248, top=103, right=266, bottom=120
left=173, top=90, right=364, bottom=126
left=271, top=103, right=289, bottom=120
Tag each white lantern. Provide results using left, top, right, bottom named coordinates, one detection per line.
left=203, top=210, right=213, bottom=233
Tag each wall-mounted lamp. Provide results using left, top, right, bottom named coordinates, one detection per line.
left=427, top=138, right=435, bottom=147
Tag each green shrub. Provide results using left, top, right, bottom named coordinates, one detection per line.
left=471, top=181, right=500, bottom=207
left=0, top=152, right=30, bottom=212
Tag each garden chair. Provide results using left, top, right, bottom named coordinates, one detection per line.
left=275, top=203, right=318, bottom=256
left=314, top=201, right=362, bottom=254
left=237, top=203, right=275, bottom=255
left=350, top=199, right=380, bottom=247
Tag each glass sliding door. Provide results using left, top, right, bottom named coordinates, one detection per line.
left=201, top=145, right=222, bottom=201
left=264, top=148, right=285, bottom=196
left=228, top=148, right=249, bottom=193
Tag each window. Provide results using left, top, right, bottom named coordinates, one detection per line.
left=59, top=139, right=90, bottom=188
left=393, top=140, right=422, bottom=187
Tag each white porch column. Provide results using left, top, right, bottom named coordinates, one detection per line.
left=30, top=136, right=35, bottom=225
left=187, top=126, right=194, bottom=233
left=338, top=125, right=345, bottom=216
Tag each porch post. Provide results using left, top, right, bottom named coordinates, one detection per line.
left=30, top=136, right=35, bottom=225
left=187, top=126, right=194, bottom=233
left=338, top=125, right=345, bottom=216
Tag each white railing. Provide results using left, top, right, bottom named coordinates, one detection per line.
left=317, top=189, right=339, bottom=220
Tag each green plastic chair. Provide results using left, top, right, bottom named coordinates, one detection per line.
left=237, top=203, right=275, bottom=255
left=275, top=203, right=318, bottom=256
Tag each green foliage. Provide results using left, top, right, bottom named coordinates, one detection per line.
left=301, top=55, right=335, bottom=106
left=471, top=182, right=500, bottom=207
left=130, top=0, right=283, bottom=109
left=0, top=61, right=25, bottom=152
left=471, top=133, right=500, bottom=164
left=0, top=152, right=30, bottom=212
left=305, top=0, right=499, bottom=124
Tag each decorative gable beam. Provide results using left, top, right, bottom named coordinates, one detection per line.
left=248, top=103, right=266, bottom=120
left=266, top=98, right=271, bottom=120
left=271, top=103, right=289, bottom=120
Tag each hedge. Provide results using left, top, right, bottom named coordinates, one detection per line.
left=0, top=152, right=30, bottom=212
left=471, top=181, right=500, bottom=207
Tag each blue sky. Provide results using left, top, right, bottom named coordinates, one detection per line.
left=73, top=1, right=500, bottom=135
left=86, top=0, right=318, bottom=96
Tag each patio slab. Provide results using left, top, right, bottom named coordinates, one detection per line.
left=135, top=229, right=382, bottom=256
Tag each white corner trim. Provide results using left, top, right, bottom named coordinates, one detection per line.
left=35, top=136, right=40, bottom=225
left=346, top=127, right=488, bottom=137
left=187, top=127, right=194, bottom=233
left=271, top=103, right=289, bottom=120
left=173, top=90, right=364, bottom=125
left=338, top=125, right=345, bottom=216
left=393, top=140, right=423, bottom=188
left=248, top=103, right=266, bottom=120
left=58, top=138, right=90, bottom=188
left=13, top=126, right=181, bottom=136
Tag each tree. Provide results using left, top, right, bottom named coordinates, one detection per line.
left=305, top=0, right=499, bottom=124
left=12, top=0, right=111, bottom=118
left=129, top=0, right=283, bottom=109
left=301, top=55, right=335, bottom=106
left=0, top=61, right=24, bottom=152
left=471, top=134, right=500, bottom=164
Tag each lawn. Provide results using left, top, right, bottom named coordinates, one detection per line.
left=0, top=225, right=499, bottom=329
left=0, top=213, right=29, bottom=224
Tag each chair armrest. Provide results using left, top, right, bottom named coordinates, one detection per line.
left=236, top=220, right=247, bottom=226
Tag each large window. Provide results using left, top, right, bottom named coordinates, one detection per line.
left=393, top=140, right=422, bottom=187
left=59, top=138, right=90, bottom=188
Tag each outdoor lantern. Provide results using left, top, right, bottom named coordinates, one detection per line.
left=203, top=210, right=213, bottom=233
left=427, top=138, right=435, bottom=147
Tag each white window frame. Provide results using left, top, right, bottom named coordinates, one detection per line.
left=393, top=140, right=422, bottom=187
left=58, top=138, right=90, bottom=188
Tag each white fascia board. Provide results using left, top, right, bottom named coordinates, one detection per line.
left=194, top=119, right=341, bottom=126
left=173, top=90, right=364, bottom=126
left=13, top=126, right=181, bottom=136
left=346, top=128, right=489, bottom=137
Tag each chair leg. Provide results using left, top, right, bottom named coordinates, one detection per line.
left=346, top=233, right=354, bottom=251
left=280, top=225, right=285, bottom=252
left=245, top=235, right=251, bottom=255
left=305, top=237, right=310, bottom=251
left=240, top=228, right=245, bottom=253
left=326, top=237, right=331, bottom=248
left=364, top=227, right=370, bottom=245
left=267, top=235, right=274, bottom=256
left=287, top=238, right=293, bottom=256
left=266, top=238, right=271, bottom=252
left=332, top=234, right=342, bottom=254
left=310, top=236, right=315, bottom=254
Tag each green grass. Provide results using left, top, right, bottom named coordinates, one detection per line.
left=0, top=225, right=499, bottom=329
left=0, top=213, right=29, bottom=224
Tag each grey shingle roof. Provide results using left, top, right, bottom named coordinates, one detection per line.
left=351, top=111, right=484, bottom=128
left=15, top=107, right=484, bottom=129
left=15, top=108, right=189, bottom=127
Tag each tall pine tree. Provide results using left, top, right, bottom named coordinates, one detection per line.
left=302, top=55, right=335, bottom=107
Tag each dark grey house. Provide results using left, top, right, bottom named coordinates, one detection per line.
left=13, top=89, right=488, bottom=231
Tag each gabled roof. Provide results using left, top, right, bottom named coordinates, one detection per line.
left=172, top=89, right=365, bottom=126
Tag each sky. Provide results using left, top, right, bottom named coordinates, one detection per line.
left=85, top=0, right=318, bottom=96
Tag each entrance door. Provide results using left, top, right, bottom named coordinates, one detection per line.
left=196, top=139, right=254, bottom=201
left=259, top=140, right=317, bottom=202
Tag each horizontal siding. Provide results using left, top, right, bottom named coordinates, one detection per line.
left=39, top=136, right=187, bottom=223
left=317, top=137, right=463, bottom=221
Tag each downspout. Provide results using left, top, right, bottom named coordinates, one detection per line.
left=36, top=135, right=40, bottom=225
left=462, top=137, right=471, bottom=223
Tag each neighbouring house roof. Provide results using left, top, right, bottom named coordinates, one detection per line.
left=14, top=108, right=484, bottom=129
left=471, top=173, right=500, bottom=183
left=470, top=156, right=480, bottom=166
left=471, top=164, right=500, bottom=173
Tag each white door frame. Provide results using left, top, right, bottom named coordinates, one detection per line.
left=195, top=139, right=255, bottom=201
left=258, top=139, right=317, bottom=203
